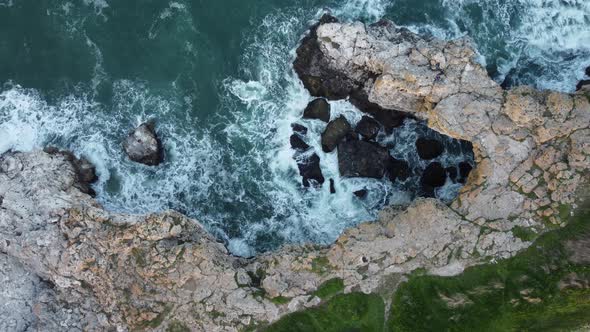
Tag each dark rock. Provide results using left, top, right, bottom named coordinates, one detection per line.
left=386, top=157, right=411, bottom=182
left=458, top=162, right=473, bottom=184
left=44, top=147, right=98, bottom=196
left=296, top=153, right=325, bottom=187
left=322, top=116, right=352, bottom=152
left=354, top=189, right=368, bottom=199
left=293, top=15, right=361, bottom=99
left=355, top=116, right=381, bottom=140
left=446, top=166, right=458, bottom=182
left=349, top=88, right=406, bottom=132
left=337, top=140, right=390, bottom=178
left=586, top=66, right=590, bottom=77
left=421, top=162, right=447, bottom=196
left=291, top=123, right=308, bottom=135
left=416, top=138, right=444, bottom=160
left=329, top=179, right=336, bottom=194
left=290, top=134, right=310, bottom=151
left=576, top=79, right=590, bottom=91
left=123, top=121, right=164, bottom=166
left=303, top=98, right=331, bottom=122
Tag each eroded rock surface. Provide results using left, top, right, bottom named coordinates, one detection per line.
left=1, top=16, right=589, bottom=332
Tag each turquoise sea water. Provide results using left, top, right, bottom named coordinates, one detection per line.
left=1, top=0, right=589, bottom=256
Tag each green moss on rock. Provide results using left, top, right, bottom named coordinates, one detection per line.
left=312, top=278, right=345, bottom=299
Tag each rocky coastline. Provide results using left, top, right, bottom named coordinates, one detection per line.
left=1, top=15, right=589, bottom=331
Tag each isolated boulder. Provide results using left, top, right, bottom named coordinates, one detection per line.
left=416, top=138, right=444, bottom=160
left=355, top=116, right=381, bottom=140
left=123, top=121, right=163, bottom=166
left=303, top=98, right=331, bottom=122
left=322, top=116, right=352, bottom=152
left=296, top=153, right=325, bottom=187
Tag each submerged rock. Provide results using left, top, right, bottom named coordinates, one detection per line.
left=321, top=116, right=352, bottom=152
left=123, top=121, right=163, bottom=166
left=458, top=162, right=473, bottom=184
left=291, top=123, right=308, bottom=135
left=290, top=134, right=310, bottom=151
left=338, top=140, right=390, bottom=178
left=354, top=189, right=368, bottom=199
left=296, top=153, right=325, bottom=187
left=387, top=157, right=411, bottom=182
left=329, top=178, right=336, bottom=194
left=355, top=116, right=381, bottom=140
left=421, top=162, right=447, bottom=197
left=303, top=98, right=331, bottom=122
left=416, top=138, right=444, bottom=160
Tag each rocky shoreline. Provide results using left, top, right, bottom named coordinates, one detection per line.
left=1, top=16, right=589, bottom=331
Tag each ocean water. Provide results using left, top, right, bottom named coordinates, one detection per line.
left=0, top=0, right=588, bottom=256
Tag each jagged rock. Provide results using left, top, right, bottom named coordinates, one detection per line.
left=458, top=162, right=473, bottom=184
left=577, top=79, right=590, bottom=91
left=349, top=89, right=406, bottom=131
left=337, top=140, right=390, bottom=178
left=387, top=157, right=411, bottom=182
left=123, top=121, right=163, bottom=166
left=416, top=138, right=444, bottom=160
left=355, top=116, right=381, bottom=140
left=291, top=123, right=308, bottom=135
left=354, top=189, right=368, bottom=198
left=446, top=166, right=458, bottom=182
left=1, top=16, right=589, bottom=332
left=329, top=179, right=336, bottom=194
left=421, top=162, right=447, bottom=197
left=303, top=98, right=331, bottom=122
left=296, top=153, right=325, bottom=187
left=43, top=147, right=98, bottom=196
left=293, top=14, right=358, bottom=99
left=290, top=134, right=310, bottom=151
left=321, top=116, right=352, bottom=152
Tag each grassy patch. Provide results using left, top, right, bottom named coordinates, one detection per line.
left=312, top=278, right=345, bottom=299
left=264, top=292, right=385, bottom=332
left=388, top=200, right=590, bottom=332
left=311, top=256, right=332, bottom=275
left=269, top=296, right=291, bottom=305
left=166, top=320, right=190, bottom=332
left=511, top=225, right=538, bottom=242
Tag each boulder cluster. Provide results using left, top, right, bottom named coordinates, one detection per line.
left=291, top=14, right=473, bottom=197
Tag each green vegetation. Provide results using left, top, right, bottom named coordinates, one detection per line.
left=166, top=320, right=190, bottom=332
left=311, top=256, right=332, bottom=275
left=270, top=296, right=291, bottom=305
left=264, top=293, right=385, bottom=332
left=137, top=306, right=172, bottom=329
left=388, top=200, right=590, bottom=332
left=511, top=225, right=538, bottom=242
left=264, top=195, right=590, bottom=332
left=312, top=278, right=345, bottom=299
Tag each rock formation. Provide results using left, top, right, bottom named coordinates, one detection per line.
left=123, top=121, right=164, bottom=166
left=1, top=15, right=589, bottom=331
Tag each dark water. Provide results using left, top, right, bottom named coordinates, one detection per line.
left=1, top=0, right=588, bottom=256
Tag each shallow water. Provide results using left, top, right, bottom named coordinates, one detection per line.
left=0, top=0, right=588, bottom=256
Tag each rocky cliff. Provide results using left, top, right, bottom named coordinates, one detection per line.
left=1, top=17, right=589, bottom=331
